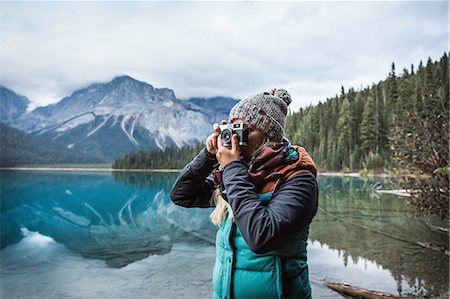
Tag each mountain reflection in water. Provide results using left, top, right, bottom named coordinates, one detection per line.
left=0, top=171, right=448, bottom=298
left=1, top=171, right=216, bottom=268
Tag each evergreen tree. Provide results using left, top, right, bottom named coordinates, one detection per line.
left=336, top=97, right=352, bottom=169
left=317, top=102, right=328, bottom=165
left=389, top=70, right=416, bottom=169
left=360, top=94, right=378, bottom=156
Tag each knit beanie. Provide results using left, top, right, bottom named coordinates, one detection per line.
left=229, top=88, right=291, bottom=142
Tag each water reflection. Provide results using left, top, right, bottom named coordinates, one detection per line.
left=112, top=171, right=177, bottom=191
left=0, top=171, right=215, bottom=268
left=0, top=171, right=448, bottom=297
left=313, top=176, right=449, bottom=297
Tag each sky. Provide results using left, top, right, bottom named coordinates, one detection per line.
left=1, top=1, right=448, bottom=112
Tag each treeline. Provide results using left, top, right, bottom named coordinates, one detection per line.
left=115, top=54, right=448, bottom=172
left=0, top=123, right=104, bottom=166
left=112, top=142, right=205, bottom=170
left=285, top=53, right=448, bottom=173
left=284, top=53, right=448, bottom=217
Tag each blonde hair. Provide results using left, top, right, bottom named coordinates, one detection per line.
left=210, top=189, right=234, bottom=225
left=209, top=137, right=277, bottom=226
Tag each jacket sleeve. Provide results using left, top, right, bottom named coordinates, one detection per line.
left=170, top=147, right=218, bottom=208
left=221, top=161, right=318, bottom=254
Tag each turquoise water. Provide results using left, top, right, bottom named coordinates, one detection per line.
left=0, top=171, right=448, bottom=298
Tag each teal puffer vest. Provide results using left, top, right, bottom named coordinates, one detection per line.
left=212, top=204, right=311, bottom=298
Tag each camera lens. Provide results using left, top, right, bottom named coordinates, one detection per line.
left=220, top=128, right=232, bottom=145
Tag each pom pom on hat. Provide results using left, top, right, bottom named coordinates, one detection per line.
left=270, top=88, right=292, bottom=107
left=229, top=88, right=291, bottom=142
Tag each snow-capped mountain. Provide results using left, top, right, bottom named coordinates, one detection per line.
left=0, top=86, right=30, bottom=125
left=4, top=76, right=238, bottom=161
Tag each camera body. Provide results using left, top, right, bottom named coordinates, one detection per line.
left=219, top=123, right=249, bottom=146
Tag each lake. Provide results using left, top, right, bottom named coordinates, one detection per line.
left=0, top=170, right=448, bottom=298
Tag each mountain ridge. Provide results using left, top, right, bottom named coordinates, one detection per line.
left=1, top=76, right=238, bottom=162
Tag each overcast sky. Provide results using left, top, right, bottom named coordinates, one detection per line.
left=1, top=1, right=447, bottom=112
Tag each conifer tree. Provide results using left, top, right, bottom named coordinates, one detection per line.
left=389, top=70, right=416, bottom=168
left=360, top=93, right=377, bottom=155
left=336, top=97, right=352, bottom=169
left=317, top=102, right=328, bottom=164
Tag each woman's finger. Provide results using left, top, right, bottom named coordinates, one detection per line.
left=206, top=136, right=213, bottom=152
left=217, top=134, right=223, bottom=149
left=231, top=134, right=240, bottom=155
left=211, top=123, right=220, bottom=151
left=213, top=123, right=220, bottom=134
left=211, top=132, right=218, bottom=151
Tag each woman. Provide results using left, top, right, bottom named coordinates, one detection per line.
left=170, top=89, right=318, bottom=299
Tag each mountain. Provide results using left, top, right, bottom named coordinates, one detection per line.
left=180, top=96, right=240, bottom=124
left=0, top=123, right=105, bottom=166
left=4, top=76, right=238, bottom=162
left=0, top=86, right=30, bottom=125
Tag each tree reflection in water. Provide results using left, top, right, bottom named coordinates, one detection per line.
left=0, top=172, right=448, bottom=297
left=311, top=176, right=449, bottom=297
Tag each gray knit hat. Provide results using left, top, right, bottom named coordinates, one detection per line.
left=229, top=88, right=291, bottom=142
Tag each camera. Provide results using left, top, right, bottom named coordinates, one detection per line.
left=219, top=123, right=249, bottom=146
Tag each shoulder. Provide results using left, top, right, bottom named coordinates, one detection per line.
left=274, top=171, right=318, bottom=204
left=290, top=170, right=316, bottom=181
left=280, top=171, right=317, bottom=191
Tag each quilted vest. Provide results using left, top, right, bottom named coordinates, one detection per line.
left=212, top=146, right=316, bottom=299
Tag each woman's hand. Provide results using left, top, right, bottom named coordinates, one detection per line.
left=217, top=133, right=241, bottom=169
left=206, top=120, right=227, bottom=155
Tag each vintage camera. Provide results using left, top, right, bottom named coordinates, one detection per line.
left=219, top=123, right=249, bottom=146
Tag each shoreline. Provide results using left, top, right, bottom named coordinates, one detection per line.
left=0, top=167, right=181, bottom=173
left=317, top=172, right=392, bottom=178
left=376, top=189, right=411, bottom=197
left=0, top=167, right=392, bottom=177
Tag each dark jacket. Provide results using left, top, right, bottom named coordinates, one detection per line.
left=171, top=147, right=318, bottom=254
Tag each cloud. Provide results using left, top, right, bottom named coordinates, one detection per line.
left=1, top=1, right=447, bottom=112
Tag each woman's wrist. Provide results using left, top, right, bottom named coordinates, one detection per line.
left=205, top=147, right=218, bottom=159
left=221, top=160, right=244, bottom=172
